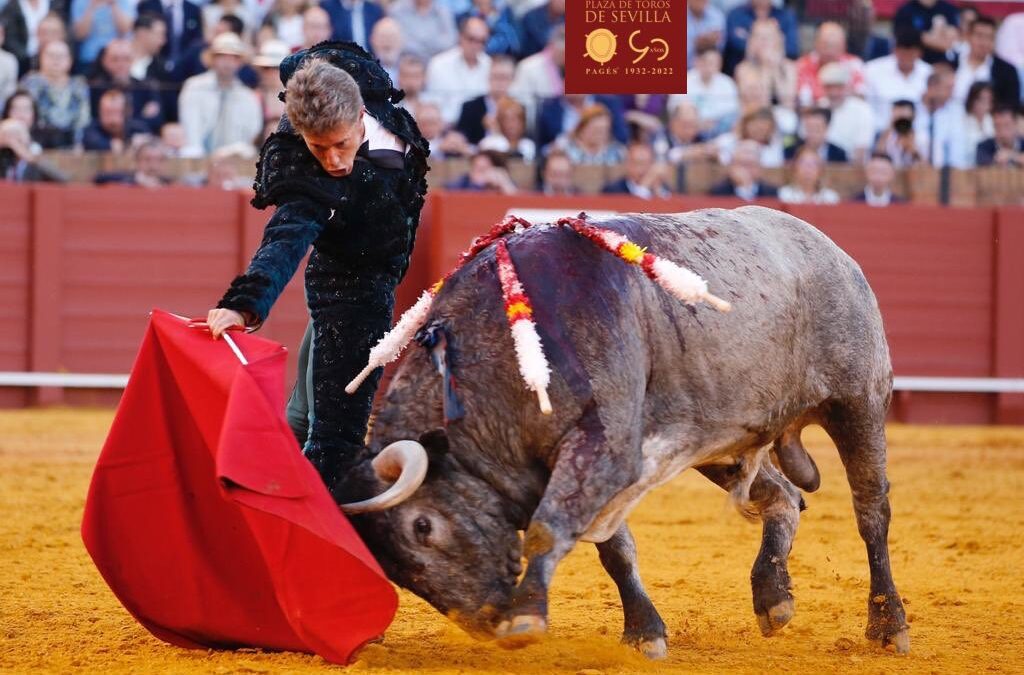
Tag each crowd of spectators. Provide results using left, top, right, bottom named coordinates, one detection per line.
left=0, top=0, right=1022, bottom=203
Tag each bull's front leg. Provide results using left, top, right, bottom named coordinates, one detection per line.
left=495, top=403, right=641, bottom=648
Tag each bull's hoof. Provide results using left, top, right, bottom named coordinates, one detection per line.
left=756, top=598, right=795, bottom=637
left=869, top=627, right=910, bottom=654
left=495, top=615, right=547, bottom=649
left=637, top=637, right=668, bottom=660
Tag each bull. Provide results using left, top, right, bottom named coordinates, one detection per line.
left=330, top=206, right=909, bottom=658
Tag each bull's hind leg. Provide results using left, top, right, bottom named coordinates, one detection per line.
left=822, top=400, right=909, bottom=654
left=596, top=524, right=668, bottom=659
left=698, top=460, right=803, bottom=636
left=495, top=402, right=642, bottom=649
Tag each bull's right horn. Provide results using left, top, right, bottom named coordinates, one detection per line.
left=339, top=440, right=429, bottom=514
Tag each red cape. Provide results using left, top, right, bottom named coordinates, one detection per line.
left=81, top=309, right=397, bottom=664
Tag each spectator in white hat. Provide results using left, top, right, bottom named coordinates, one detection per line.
left=819, top=61, right=874, bottom=163
left=253, top=39, right=290, bottom=135
left=178, top=32, right=263, bottom=157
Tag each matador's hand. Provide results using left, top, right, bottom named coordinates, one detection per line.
left=206, top=308, right=246, bottom=339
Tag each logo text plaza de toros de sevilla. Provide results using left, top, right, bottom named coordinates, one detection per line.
left=565, top=0, right=687, bottom=95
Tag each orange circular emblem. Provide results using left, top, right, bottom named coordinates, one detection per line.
left=584, top=29, right=617, bottom=64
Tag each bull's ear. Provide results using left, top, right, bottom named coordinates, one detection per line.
left=418, top=428, right=449, bottom=456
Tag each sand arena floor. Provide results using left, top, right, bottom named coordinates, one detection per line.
left=1, top=409, right=1023, bottom=674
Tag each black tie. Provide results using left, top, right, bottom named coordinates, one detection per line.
left=355, top=140, right=405, bottom=170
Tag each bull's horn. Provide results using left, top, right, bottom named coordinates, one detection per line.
left=339, top=440, right=429, bottom=514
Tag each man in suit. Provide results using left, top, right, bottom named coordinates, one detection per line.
left=853, top=152, right=905, bottom=205
left=784, top=106, right=849, bottom=163
left=709, top=139, right=779, bottom=200
left=976, top=105, right=1023, bottom=167
left=954, top=15, right=1020, bottom=108
left=536, top=93, right=628, bottom=151
left=455, top=54, right=514, bottom=145
left=320, top=0, right=383, bottom=52
left=601, top=142, right=672, bottom=199
left=136, top=0, right=203, bottom=73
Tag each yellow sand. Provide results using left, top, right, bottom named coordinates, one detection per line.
left=1, top=409, right=1023, bottom=674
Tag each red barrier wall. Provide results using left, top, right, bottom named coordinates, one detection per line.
left=0, top=185, right=1021, bottom=424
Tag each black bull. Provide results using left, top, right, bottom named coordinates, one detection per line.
left=331, top=206, right=909, bottom=658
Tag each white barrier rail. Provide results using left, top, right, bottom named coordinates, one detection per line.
left=1, top=372, right=1023, bottom=393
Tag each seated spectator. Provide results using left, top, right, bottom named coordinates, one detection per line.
left=262, top=0, right=308, bottom=50
left=320, top=0, right=383, bottom=51
left=963, top=81, right=993, bottom=165
left=663, top=101, right=719, bottom=164
left=137, top=0, right=204, bottom=72
left=389, top=0, right=458, bottom=61
left=0, top=118, right=63, bottom=181
left=995, top=12, right=1024, bottom=70
left=734, top=18, right=797, bottom=110
left=709, top=138, right=778, bottom=199
left=874, top=99, right=926, bottom=168
left=177, top=15, right=259, bottom=87
left=674, top=46, right=738, bottom=137
left=19, top=40, right=91, bottom=148
left=914, top=64, right=968, bottom=167
left=203, top=0, right=258, bottom=42
left=426, top=16, right=491, bottom=123
left=0, top=2, right=67, bottom=76
left=537, top=147, right=576, bottom=195
left=779, top=146, right=839, bottom=204
left=718, top=106, right=785, bottom=167
left=302, top=5, right=334, bottom=49
left=854, top=152, right=904, bottom=205
left=396, top=53, right=436, bottom=111
left=83, top=88, right=151, bottom=152
left=847, top=0, right=892, bottom=62
left=976, top=105, right=1023, bottom=167
left=954, top=16, right=1020, bottom=108
left=509, top=23, right=564, bottom=107
left=478, top=96, right=535, bottom=161
left=795, top=22, right=866, bottom=106
left=733, top=67, right=797, bottom=137
left=687, top=0, right=724, bottom=65
left=160, top=120, right=186, bottom=156
left=864, top=30, right=932, bottom=132
left=252, top=39, right=289, bottom=134
left=519, top=0, right=563, bottom=59
left=601, top=142, right=672, bottom=199
left=71, top=0, right=136, bottom=71
left=202, top=144, right=253, bottom=189
left=785, top=106, right=847, bottom=162
left=0, top=24, right=19, bottom=104
left=89, top=39, right=164, bottom=133
left=2, top=89, right=42, bottom=154
left=445, top=148, right=517, bottom=192
left=455, top=53, right=514, bottom=145
left=177, top=32, right=262, bottom=157
left=559, top=104, right=626, bottom=166
left=95, top=138, right=171, bottom=186
left=458, top=0, right=520, bottom=57
left=722, top=0, right=798, bottom=75
left=536, top=92, right=627, bottom=152
left=129, top=14, right=172, bottom=83
left=621, top=94, right=670, bottom=141
left=369, top=17, right=402, bottom=83
left=893, top=0, right=959, bottom=65
left=818, top=62, right=874, bottom=163
left=413, top=99, right=470, bottom=158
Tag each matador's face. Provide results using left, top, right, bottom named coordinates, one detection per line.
left=301, top=110, right=366, bottom=178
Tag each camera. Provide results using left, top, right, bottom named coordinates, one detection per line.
left=893, top=118, right=914, bottom=135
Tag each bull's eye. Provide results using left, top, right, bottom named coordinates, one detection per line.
left=413, top=516, right=432, bottom=544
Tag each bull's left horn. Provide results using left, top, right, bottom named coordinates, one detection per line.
left=339, top=440, right=429, bottom=514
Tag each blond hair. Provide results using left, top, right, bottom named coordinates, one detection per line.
left=285, top=58, right=364, bottom=135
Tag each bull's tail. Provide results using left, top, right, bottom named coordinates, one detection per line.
left=729, top=447, right=769, bottom=521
